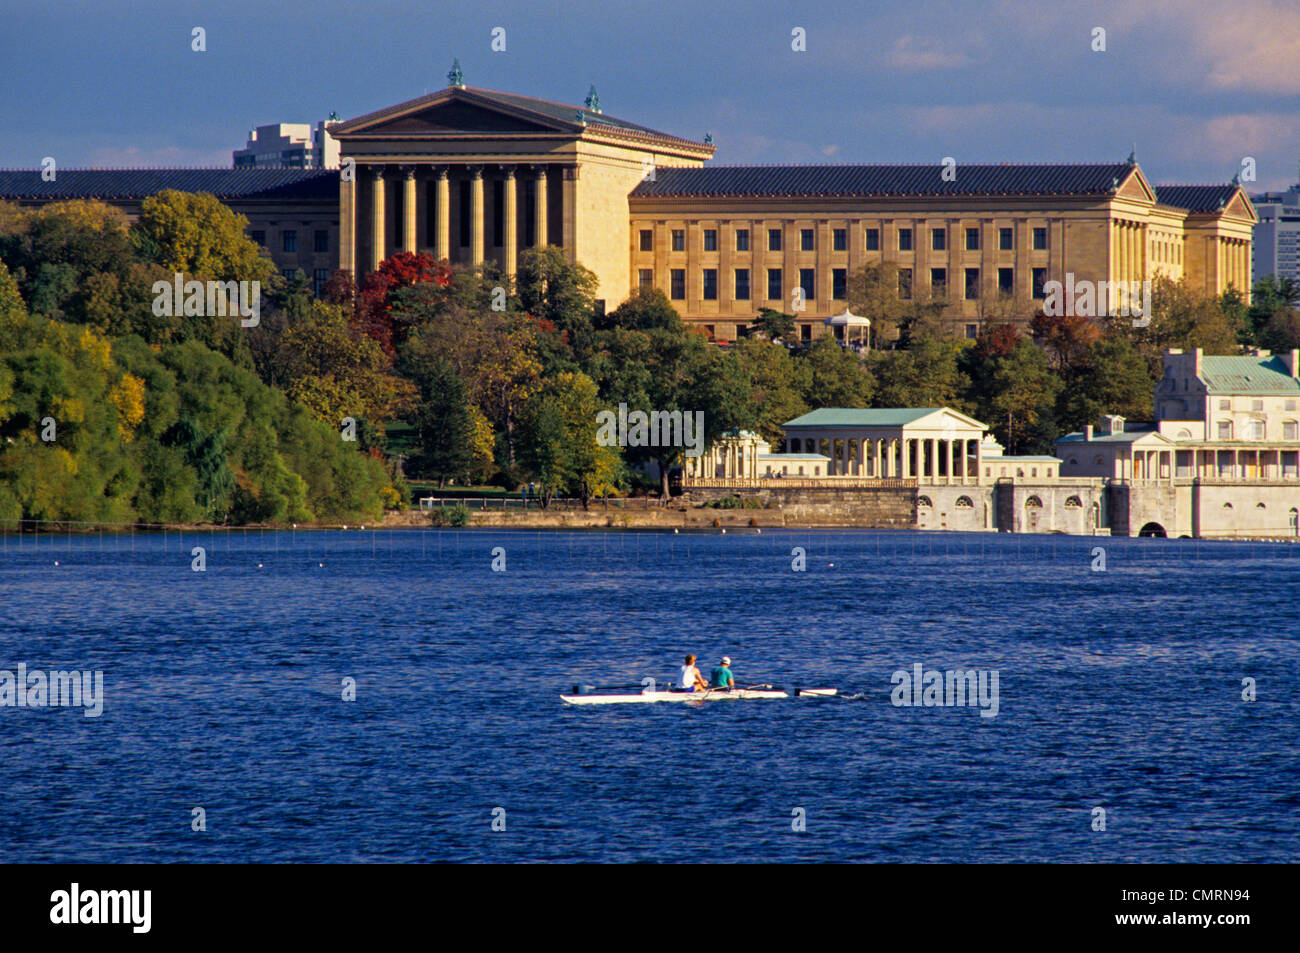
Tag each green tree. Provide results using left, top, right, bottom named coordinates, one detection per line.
left=983, top=338, right=1062, bottom=455
left=726, top=337, right=809, bottom=445
left=592, top=320, right=749, bottom=498
left=407, top=360, right=475, bottom=486
left=869, top=334, right=969, bottom=410
left=799, top=337, right=875, bottom=409
left=516, top=245, right=599, bottom=362
left=519, top=372, right=619, bottom=508
left=752, top=307, right=797, bottom=342
left=1057, top=335, right=1154, bottom=433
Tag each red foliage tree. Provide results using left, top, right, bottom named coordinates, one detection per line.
left=1030, top=310, right=1101, bottom=373
left=356, top=252, right=452, bottom=353
left=972, top=321, right=1021, bottom=361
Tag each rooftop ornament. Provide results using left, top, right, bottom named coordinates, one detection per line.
left=447, top=59, right=465, bottom=88
left=584, top=85, right=601, bottom=113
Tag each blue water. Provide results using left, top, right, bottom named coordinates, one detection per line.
left=1, top=527, right=1297, bottom=863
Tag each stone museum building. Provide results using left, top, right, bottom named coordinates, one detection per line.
left=0, top=68, right=1257, bottom=342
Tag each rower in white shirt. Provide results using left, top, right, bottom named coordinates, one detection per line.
left=678, top=654, right=709, bottom=692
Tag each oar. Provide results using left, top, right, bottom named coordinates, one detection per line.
left=570, top=683, right=655, bottom=695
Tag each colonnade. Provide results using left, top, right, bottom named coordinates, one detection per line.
left=339, top=163, right=561, bottom=276
left=784, top=435, right=982, bottom=482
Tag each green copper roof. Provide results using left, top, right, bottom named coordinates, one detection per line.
left=783, top=408, right=943, bottom=428
left=1200, top=355, right=1300, bottom=394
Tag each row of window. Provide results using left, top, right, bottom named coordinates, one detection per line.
left=1216, top=420, right=1300, bottom=440
left=277, top=268, right=334, bottom=297
left=640, top=225, right=1051, bottom=254
left=251, top=229, right=331, bottom=254
left=1217, top=398, right=1299, bottom=412
left=642, top=266, right=1051, bottom=301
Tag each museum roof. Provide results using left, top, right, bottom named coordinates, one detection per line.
left=0, top=168, right=339, bottom=201
left=632, top=163, right=1139, bottom=199
left=1152, top=184, right=1241, bottom=213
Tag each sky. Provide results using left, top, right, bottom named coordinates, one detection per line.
left=1, top=0, right=1298, bottom=190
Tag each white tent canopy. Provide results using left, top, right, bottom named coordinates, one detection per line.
left=823, top=309, right=870, bottom=327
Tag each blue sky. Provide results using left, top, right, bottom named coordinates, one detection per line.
left=2, top=0, right=1297, bottom=190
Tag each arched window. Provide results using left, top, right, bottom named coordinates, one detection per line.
left=1064, top=496, right=1082, bottom=508
left=955, top=496, right=973, bottom=508
left=1245, top=420, right=1265, bottom=441
left=1068, top=457, right=1078, bottom=466
left=1284, top=420, right=1299, bottom=441
left=1025, top=496, right=1043, bottom=509
left=1256, top=502, right=1266, bottom=509
left=1093, top=455, right=1105, bottom=466
left=917, top=495, right=932, bottom=508
left=1222, top=502, right=1233, bottom=509
left=1177, top=429, right=1192, bottom=440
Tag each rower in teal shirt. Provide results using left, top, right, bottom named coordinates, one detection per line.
left=710, top=657, right=734, bottom=689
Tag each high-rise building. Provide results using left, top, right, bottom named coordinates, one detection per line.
left=1250, top=168, right=1300, bottom=286
left=233, top=120, right=340, bottom=169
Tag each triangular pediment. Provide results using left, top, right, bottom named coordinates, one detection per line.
left=1115, top=165, right=1157, bottom=203
left=906, top=408, right=989, bottom=432
left=370, top=99, right=560, bottom=135
left=1222, top=188, right=1258, bottom=223
left=333, top=88, right=578, bottom=139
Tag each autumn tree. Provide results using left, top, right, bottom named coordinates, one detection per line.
left=274, top=300, right=414, bottom=428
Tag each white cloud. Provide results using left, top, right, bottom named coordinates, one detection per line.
left=883, top=34, right=978, bottom=71
left=85, top=145, right=230, bottom=167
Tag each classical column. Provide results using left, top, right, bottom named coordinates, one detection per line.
left=434, top=168, right=451, bottom=262
left=533, top=166, right=549, bottom=247
left=402, top=168, right=418, bottom=254
left=469, top=167, right=485, bottom=267
left=502, top=166, right=518, bottom=275
left=369, top=167, right=386, bottom=272
left=339, top=173, right=356, bottom=276
left=873, top=439, right=882, bottom=478
left=561, top=166, right=577, bottom=261
left=945, top=440, right=954, bottom=484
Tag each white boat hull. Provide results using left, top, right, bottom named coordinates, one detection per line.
left=561, top=688, right=836, bottom=705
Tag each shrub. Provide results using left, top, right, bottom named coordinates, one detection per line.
left=429, top=502, right=470, bottom=527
